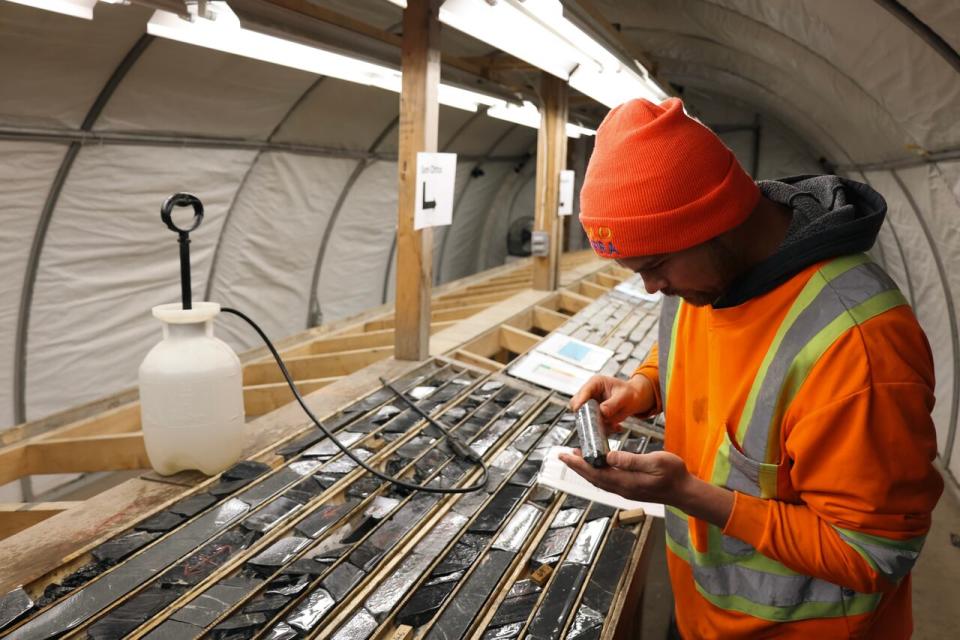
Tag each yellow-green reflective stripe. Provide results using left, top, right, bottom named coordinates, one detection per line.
left=745, top=260, right=894, bottom=464
left=770, top=288, right=908, bottom=452
left=662, top=299, right=681, bottom=407
left=817, top=252, right=872, bottom=280
left=735, top=254, right=869, bottom=448
left=711, top=434, right=733, bottom=487
left=735, top=269, right=835, bottom=445
left=665, top=508, right=796, bottom=574
left=694, top=585, right=881, bottom=623
left=665, top=517, right=882, bottom=620
left=834, top=526, right=925, bottom=583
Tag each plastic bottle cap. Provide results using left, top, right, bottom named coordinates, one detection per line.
left=152, top=301, right=221, bottom=324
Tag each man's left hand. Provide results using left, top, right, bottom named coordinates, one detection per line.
left=558, top=449, right=692, bottom=505
left=558, top=449, right=736, bottom=528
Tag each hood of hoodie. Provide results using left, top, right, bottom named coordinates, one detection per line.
left=713, top=175, right=887, bottom=308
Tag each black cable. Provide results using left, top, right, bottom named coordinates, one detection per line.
left=221, top=307, right=488, bottom=494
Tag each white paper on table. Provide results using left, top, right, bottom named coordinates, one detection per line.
left=508, top=351, right=593, bottom=396
left=614, top=275, right=662, bottom=303
left=414, top=152, right=457, bottom=230
left=534, top=332, right=613, bottom=372
left=536, top=446, right=665, bottom=518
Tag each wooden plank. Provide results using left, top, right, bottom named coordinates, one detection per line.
left=431, top=289, right=517, bottom=310
left=430, top=302, right=494, bottom=323
left=0, top=502, right=78, bottom=540
left=559, top=290, right=593, bottom=312
left=462, top=281, right=529, bottom=296
left=595, top=272, right=623, bottom=288
left=430, top=289, right=557, bottom=356
left=533, top=305, right=569, bottom=332
left=243, top=376, right=343, bottom=416
left=0, top=433, right=149, bottom=486
left=499, top=325, right=540, bottom=355
left=457, top=329, right=503, bottom=360
left=308, top=329, right=396, bottom=354
left=394, top=0, right=441, bottom=361
left=242, top=346, right=394, bottom=385
left=434, top=289, right=519, bottom=307
left=533, top=73, right=568, bottom=291
left=26, top=433, right=149, bottom=478
left=581, top=280, right=610, bottom=298
left=452, top=350, right=503, bottom=372
left=0, top=478, right=184, bottom=592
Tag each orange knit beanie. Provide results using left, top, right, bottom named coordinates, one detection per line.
left=579, top=98, right=759, bottom=258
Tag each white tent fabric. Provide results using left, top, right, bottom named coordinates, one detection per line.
left=0, top=0, right=958, bottom=486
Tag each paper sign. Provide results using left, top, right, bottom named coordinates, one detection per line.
left=558, top=169, right=575, bottom=215
left=508, top=351, right=594, bottom=396
left=536, top=333, right=613, bottom=372
left=414, top=152, right=457, bottom=230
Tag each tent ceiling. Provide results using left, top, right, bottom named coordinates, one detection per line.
left=0, top=0, right=959, bottom=481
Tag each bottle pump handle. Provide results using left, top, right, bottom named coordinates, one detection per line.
left=160, top=193, right=204, bottom=310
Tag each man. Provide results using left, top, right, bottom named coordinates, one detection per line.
left=560, top=98, right=943, bottom=638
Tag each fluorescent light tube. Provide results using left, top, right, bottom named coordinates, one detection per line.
left=6, top=0, right=97, bottom=19
left=147, top=2, right=503, bottom=113
left=439, top=0, right=667, bottom=108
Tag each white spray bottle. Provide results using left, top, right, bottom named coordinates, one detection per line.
left=138, top=193, right=245, bottom=476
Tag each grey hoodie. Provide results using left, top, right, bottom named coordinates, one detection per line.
left=713, top=175, right=887, bottom=308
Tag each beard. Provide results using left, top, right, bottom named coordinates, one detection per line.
left=664, top=239, right=744, bottom=307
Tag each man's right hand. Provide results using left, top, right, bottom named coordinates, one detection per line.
left=569, top=374, right=657, bottom=433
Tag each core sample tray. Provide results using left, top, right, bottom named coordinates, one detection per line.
left=0, top=358, right=654, bottom=640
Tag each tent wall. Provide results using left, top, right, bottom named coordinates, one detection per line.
left=1, top=0, right=959, bottom=486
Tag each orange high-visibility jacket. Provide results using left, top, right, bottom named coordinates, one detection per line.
left=636, top=256, right=943, bottom=639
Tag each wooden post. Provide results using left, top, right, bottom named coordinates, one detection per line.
left=395, top=0, right=441, bottom=361
left=533, top=73, right=569, bottom=291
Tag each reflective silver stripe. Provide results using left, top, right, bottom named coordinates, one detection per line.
left=658, top=295, right=680, bottom=407
left=690, top=562, right=846, bottom=608
left=835, top=530, right=921, bottom=583
left=665, top=508, right=689, bottom=546
left=724, top=450, right=762, bottom=498
left=665, top=509, right=843, bottom=607
left=720, top=531, right=756, bottom=557
left=666, top=508, right=754, bottom=557
left=741, top=262, right=898, bottom=460
left=666, top=510, right=845, bottom=607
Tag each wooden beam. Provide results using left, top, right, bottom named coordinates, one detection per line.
left=452, top=349, right=503, bottom=372
left=242, top=347, right=394, bottom=385
left=499, top=325, right=540, bottom=355
left=458, top=329, right=503, bottom=360
left=533, top=73, right=568, bottom=291
left=0, top=502, right=78, bottom=540
left=0, top=433, right=151, bottom=485
left=431, top=290, right=517, bottom=310
left=243, top=376, right=343, bottom=416
left=533, top=305, right=569, bottom=333
left=434, top=289, right=519, bottom=307
left=395, top=0, right=441, bottom=361
left=580, top=280, right=610, bottom=298
left=461, top=282, right=530, bottom=296
left=559, top=290, right=593, bottom=313
left=308, top=329, right=396, bottom=354
left=595, top=272, right=624, bottom=288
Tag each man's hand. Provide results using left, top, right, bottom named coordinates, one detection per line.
left=559, top=449, right=690, bottom=503
left=569, top=374, right=657, bottom=432
left=558, top=449, right=735, bottom=528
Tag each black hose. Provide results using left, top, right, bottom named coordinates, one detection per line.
left=221, top=306, right=488, bottom=494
